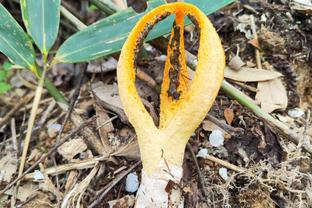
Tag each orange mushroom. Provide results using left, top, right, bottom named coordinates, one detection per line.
left=117, top=2, right=224, bottom=207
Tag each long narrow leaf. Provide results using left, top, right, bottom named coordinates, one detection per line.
left=21, top=0, right=61, bottom=56
left=53, top=0, right=234, bottom=64
left=0, top=4, right=35, bottom=69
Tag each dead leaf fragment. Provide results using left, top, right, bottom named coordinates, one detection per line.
left=113, top=139, right=140, bottom=160
left=225, top=67, right=283, bottom=82
left=224, top=108, right=234, bottom=125
left=57, top=138, right=87, bottom=160
left=258, top=27, right=286, bottom=53
left=0, top=152, right=17, bottom=182
left=23, top=191, right=55, bottom=208
left=92, top=82, right=128, bottom=122
left=5, top=183, right=37, bottom=202
left=87, top=57, right=118, bottom=73
left=256, top=78, right=288, bottom=113
left=95, top=104, right=114, bottom=153
left=202, top=120, right=231, bottom=139
left=248, top=38, right=261, bottom=50
left=290, top=0, right=312, bottom=15
left=108, top=195, right=136, bottom=208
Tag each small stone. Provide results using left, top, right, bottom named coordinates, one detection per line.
left=209, top=130, right=224, bottom=147
left=125, top=172, right=139, bottom=193
left=33, top=170, right=44, bottom=180
left=288, top=108, right=304, bottom=118
left=196, top=148, right=208, bottom=158
left=47, top=123, right=62, bottom=138
left=218, top=167, right=228, bottom=181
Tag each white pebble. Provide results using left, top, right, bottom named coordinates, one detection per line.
left=125, top=172, right=139, bottom=193
left=33, top=170, right=44, bottom=180
left=209, top=130, right=224, bottom=147
left=288, top=108, right=304, bottom=118
left=218, top=168, right=228, bottom=181
left=49, top=123, right=62, bottom=131
left=196, top=148, right=208, bottom=158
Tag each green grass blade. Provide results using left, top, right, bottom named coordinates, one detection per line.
left=0, top=4, right=36, bottom=69
left=53, top=0, right=234, bottom=64
left=20, top=0, right=61, bottom=56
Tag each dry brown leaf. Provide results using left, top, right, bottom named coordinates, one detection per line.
left=248, top=38, right=261, bottom=49
left=108, top=195, right=135, bottom=208
left=224, top=108, right=234, bottom=125
left=225, top=67, right=283, bottom=82
left=0, top=151, right=17, bottom=182
left=57, top=138, right=87, bottom=160
left=5, top=183, right=37, bottom=202
left=290, top=0, right=312, bottom=15
left=202, top=120, right=231, bottom=139
left=87, top=57, right=117, bottom=73
left=92, top=82, right=128, bottom=122
left=256, top=78, right=288, bottom=113
left=113, top=139, right=140, bottom=160
left=23, top=192, right=55, bottom=208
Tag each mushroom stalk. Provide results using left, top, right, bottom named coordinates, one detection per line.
left=117, top=3, right=225, bottom=207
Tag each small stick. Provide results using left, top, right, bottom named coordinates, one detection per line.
left=17, top=64, right=48, bottom=186
left=89, top=161, right=141, bottom=208
left=207, top=114, right=244, bottom=136
left=136, top=68, right=157, bottom=89
left=0, top=116, right=97, bottom=196
left=229, top=80, right=258, bottom=93
left=10, top=118, right=18, bottom=207
left=205, top=155, right=245, bottom=173
left=186, top=143, right=209, bottom=200
left=250, top=15, right=262, bottom=69
left=24, top=155, right=110, bottom=179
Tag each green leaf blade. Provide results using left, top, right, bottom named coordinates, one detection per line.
left=0, top=82, right=11, bottom=94
left=21, top=0, right=61, bottom=55
left=54, top=0, right=234, bottom=64
left=0, top=4, right=36, bottom=68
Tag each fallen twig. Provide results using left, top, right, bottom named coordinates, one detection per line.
left=205, top=155, right=245, bottom=173
left=24, top=155, right=110, bottom=180
left=186, top=143, right=209, bottom=200
left=207, top=114, right=244, bottom=137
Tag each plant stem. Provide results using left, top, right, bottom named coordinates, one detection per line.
left=17, top=61, right=48, bottom=187
left=34, top=64, right=68, bottom=105
left=90, top=0, right=121, bottom=15
left=60, top=6, right=86, bottom=30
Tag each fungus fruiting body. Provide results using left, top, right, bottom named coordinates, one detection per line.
left=117, top=2, right=225, bottom=207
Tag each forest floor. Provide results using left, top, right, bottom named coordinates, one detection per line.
left=0, top=0, right=312, bottom=207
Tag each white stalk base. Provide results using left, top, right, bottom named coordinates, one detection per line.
left=135, top=161, right=184, bottom=208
